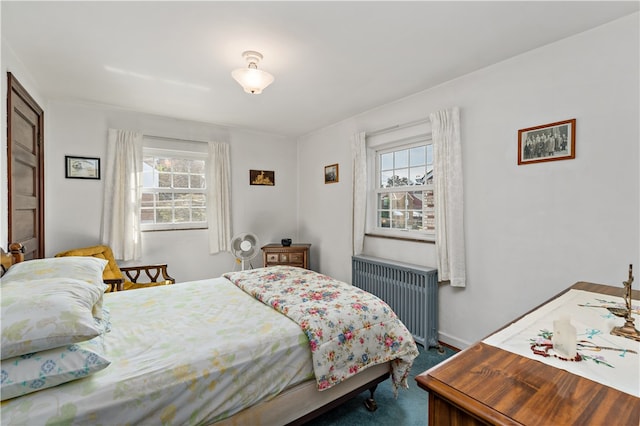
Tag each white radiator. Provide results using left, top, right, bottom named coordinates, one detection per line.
left=352, top=255, right=438, bottom=348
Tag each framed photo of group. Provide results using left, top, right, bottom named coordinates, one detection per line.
left=518, top=118, right=576, bottom=165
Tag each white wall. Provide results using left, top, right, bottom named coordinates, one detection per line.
left=46, top=101, right=298, bottom=282
left=1, top=40, right=48, bottom=251
left=297, top=14, right=640, bottom=348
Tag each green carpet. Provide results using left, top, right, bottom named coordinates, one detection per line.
left=306, top=344, right=457, bottom=425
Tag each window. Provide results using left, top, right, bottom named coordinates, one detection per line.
left=373, top=138, right=434, bottom=239
left=141, top=147, right=207, bottom=231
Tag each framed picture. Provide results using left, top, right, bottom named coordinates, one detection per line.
left=518, top=119, right=576, bottom=165
left=324, top=163, right=339, bottom=184
left=250, top=169, right=275, bottom=186
left=65, top=156, right=100, bottom=179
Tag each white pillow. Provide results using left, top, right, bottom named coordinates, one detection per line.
left=1, top=257, right=108, bottom=319
left=1, top=257, right=107, bottom=286
left=1, top=278, right=104, bottom=360
left=0, top=339, right=111, bottom=400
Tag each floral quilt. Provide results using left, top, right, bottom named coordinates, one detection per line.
left=224, top=266, right=419, bottom=392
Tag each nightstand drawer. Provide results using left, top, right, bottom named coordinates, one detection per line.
left=289, top=253, right=303, bottom=263
left=266, top=253, right=279, bottom=263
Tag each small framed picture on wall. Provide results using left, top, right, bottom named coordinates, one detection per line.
left=250, top=169, right=275, bottom=186
left=518, top=119, right=576, bottom=165
left=65, top=156, right=100, bottom=179
left=324, top=163, right=339, bottom=184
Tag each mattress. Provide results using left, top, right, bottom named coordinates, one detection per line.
left=1, top=277, right=314, bottom=425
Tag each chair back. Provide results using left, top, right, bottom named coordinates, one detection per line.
left=55, top=245, right=123, bottom=281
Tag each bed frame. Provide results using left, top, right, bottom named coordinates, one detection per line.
left=1, top=243, right=392, bottom=425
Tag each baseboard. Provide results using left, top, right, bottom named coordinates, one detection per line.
left=438, top=331, right=472, bottom=350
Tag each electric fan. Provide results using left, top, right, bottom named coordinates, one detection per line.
left=230, top=232, right=260, bottom=270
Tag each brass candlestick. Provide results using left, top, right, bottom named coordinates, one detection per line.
left=610, top=264, right=640, bottom=342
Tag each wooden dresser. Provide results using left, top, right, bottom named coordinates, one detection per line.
left=262, top=244, right=310, bottom=269
left=416, top=282, right=640, bottom=425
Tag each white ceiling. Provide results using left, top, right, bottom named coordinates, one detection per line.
left=2, top=1, right=638, bottom=137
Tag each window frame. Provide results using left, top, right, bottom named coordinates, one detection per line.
left=367, top=134, right=435, bottom=242
left=141, top=146, right=208, bottom=232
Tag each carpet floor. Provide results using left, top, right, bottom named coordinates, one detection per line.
left=306, top=344, right=457, bottom=425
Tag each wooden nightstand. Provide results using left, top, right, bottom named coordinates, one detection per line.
left=262, top=244, right=310, bottom=269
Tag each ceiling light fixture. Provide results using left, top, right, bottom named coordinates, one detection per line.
left=231, top=51, right=274, bottom=94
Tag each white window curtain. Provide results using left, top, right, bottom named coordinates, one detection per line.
left=206, top=142, right=232, bottom=254
left=351, top=132, right=367, bottom=255
left=101, top=128, right=143, bottom=261
left=431, top=107, right=466, bottom=287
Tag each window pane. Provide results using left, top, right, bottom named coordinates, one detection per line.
left=192, top=208, right=206, bottom=222
left=423, top=189, right=435, bottom=231
left=425, top=213, right=435, bottom=231
left=379, top=210, right=390, bottom=228
left=408, top=211, right=422, bottom=230
left=394, top=149, right=408, bottom=168
left=424, top=189, right=434, bottom=209
left=409, top=167, right=425, bottom=185
left=174, top=193, right=191, bottom=207
left=173, top=174, right=189, bottom=188
left=158, top=192, right=173, bottom=207
left=141, top=193, right=155, bottom=209
left=156, top=158, right=171, bottom=172
left=158, top=173, right=172, bottom=188
left=156, top=208, right=173, bottom=223
left=381, top=152, right=393, bottom=171
left=391, top=193, right=406, bottom=209
left=390, top=170, right=409, bottom=187
left=410, top=146, right=425, bottom=167
left=174, top=208, right=190, bottom=222
left=172, top=159, right=189, bottom=173
left=408, top=191, right=422, bottom=209
left=391, top=210, right=406, bottom=229
left=425, top=165, right=434, bottom=184
left=380, top=170, right=394, bottom=188
left=191, top=160, right=205, bottom=174
left=192, top=193, right=206, bottom=207
left=426, top=145, right=433, bottom=165
left=191, top=174, right=205, bottom=189
left=378, top=193, right=389, bottom=209
left=141, top=208, right=154, bottom=224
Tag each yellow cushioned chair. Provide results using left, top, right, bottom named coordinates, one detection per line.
left=55, top=245, right=175, bottom=292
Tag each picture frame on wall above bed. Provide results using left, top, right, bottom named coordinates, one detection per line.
left=65, top=156, right=100, bottom=179
left=517, top=118, right=576, bottom=165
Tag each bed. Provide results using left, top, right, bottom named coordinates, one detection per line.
left=0, top=251, right=419, bottom=425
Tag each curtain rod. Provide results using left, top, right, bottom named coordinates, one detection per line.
left=366, top=117, right=430, bottom=137
left=144, top=134, right=210, bottom=144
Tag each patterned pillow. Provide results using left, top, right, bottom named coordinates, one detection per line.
left=0, top=339, right=111, bottom=400
left=1, top=257, right=108, bottom=319
left=1, top=278, right=104, bottom=360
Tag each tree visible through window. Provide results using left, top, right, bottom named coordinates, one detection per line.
left=376, top=141, right=434, bottom=235
left=141, top=149, right=207, bottom=230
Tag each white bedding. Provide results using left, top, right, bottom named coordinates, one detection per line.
left=1, top=277, right=314, bottom=425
